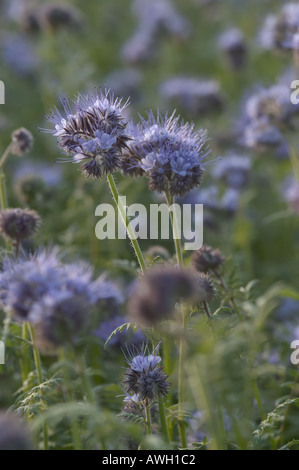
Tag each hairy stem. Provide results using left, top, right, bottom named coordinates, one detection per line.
left=164, top=189, right=183, bottom=268
left=144, top=398, right=152, bottom=435
left=213, top=269, right=242, bottom=321
left=28, top=323, right=49, bottom=450
left=106, top=173, right=146, bottom=274
left=164, top=188, right=187, bottom=447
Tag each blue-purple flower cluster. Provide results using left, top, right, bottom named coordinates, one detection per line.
left=122, top=110, right=211, bottom=196
left=0, top=249, right=121, bottom=347
left=45, top=89, right=131, bottom=178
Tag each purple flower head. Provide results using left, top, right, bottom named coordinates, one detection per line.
left=122, top=110, right=212, bottom=196
left=123, top=343, right=170, bottom=401
left=159, top=77, right=223, bottom=116
left=0, top=249, right=122, bottom=347
left=245, top=84, right=298, bottom=127
left=259, top=3, right=299, bottom=52
left=44, top=89, right=131, bottom=178
left=212, top=154, right=251, bottom=189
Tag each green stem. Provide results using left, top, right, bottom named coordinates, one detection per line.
left=213, top=269, right=242, bottom=321
left=165, top=188, right=187, bottom=447
left=75, top=350, right=95, bottom=404
left=21, top=322, right=30, bottom=388
left=202, top=301, right=211, bottom=319
left=0, top=144, right=12, bottom=170
left=164, top=189, right=183, bottom=268
left=144, top=398, right=152, bottom=435
left=0, top=172, right=8, bottom=210
left=178, top=308, right=188, bottom=448
left=106, top=174, right=146, bottom=274
left=28, top=323, right=49, bottom=450
left=158, top=397, right=170, bottom=445
left=251, top=378, right=266, bottom=421
left=60, top=348, right=83, bottom=450
left=0, top=144, right=12, bottom=210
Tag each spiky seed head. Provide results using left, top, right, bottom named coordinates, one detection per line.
left=39, top=3, right=82, bottom=31
left=128, top=266, right=197, bottom=325
left=11, top=128, right=33, bottom=156
left=191, top=245, right=225, bottom=274
left=0, top=208, right=41, bottom=240
left=195, top=273, right=216, bottom=303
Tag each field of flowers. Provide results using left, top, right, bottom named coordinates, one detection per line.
left=0, top=0, right=299, bottom=451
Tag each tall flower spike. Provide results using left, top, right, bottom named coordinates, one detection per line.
left=121, top=110, right=211, bottom=196
left=44, top=89, right=131, bottom=178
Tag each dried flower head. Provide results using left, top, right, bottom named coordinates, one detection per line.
left=39, top=3, right=82, bottom=31
left=0, top=249, right=122, bottom=348
left=20, top=9, right=41, bottom=34
left=0, top=208, right=41, bottom=241
left=123, top=344, right=170, bottom=401
left=128, top=266, right=197, bottom=325
left=122, top=110, right=211, bottom=196
left=191, top=245, right=225, bottom=274
left=0, top=412, right=33, bottom=450
left=45, top=89, right=130, bottom=178
left=195, top=272, right=216, bottom=303
left=10, top=127, right=33, bottom=155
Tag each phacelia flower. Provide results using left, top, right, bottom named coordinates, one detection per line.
left=45, top=89, right=131, bottom=178
left=121, top=0, right=189, bottom=64
left=2, top=34, right=39, bottom=77
left=191, top=245, right=225, bottom=274
left=0, top=208, right=41, bottom=241
left=0, top=249, right=122, bottom=348
left=11, top=127, right=33, bottom=155
left=212, top=154, right=251, bottom=189
left=241, top=116, right=285, bottom=152
left=259, top=3, right=299, bottom=52
left=245, top=84, right=298, bottom=127
left=0, top=412, right=33, bottom=450
left=122, top=110, right=211, bottom=196
left=186, top=185, right=240, bottom=218
left=128, top=266, right=198, bottom=325
left=218, top=28, right=247, bottom=69
left=159, top=77, right=223, bottom=117
left=123, top=344, right=170, bottom=401
left=132, top=0, right=190, bottom=40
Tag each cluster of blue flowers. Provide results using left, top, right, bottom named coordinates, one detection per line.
left=0, top=249, right=121, bottom=347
